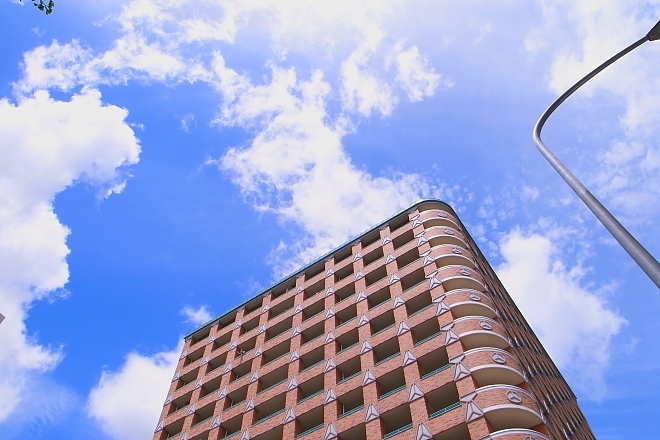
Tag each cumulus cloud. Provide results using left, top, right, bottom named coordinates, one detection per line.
left=497, top=230, right=625, bottom=399
left=181, top=305, right=214, bottom=326
left=392, top=43, right=449, bottom=102
left=215, top=66, right=445, bottom=276
left=87, top=345, right=180, bottom=440
left=0, top=89, right=140, bottom=421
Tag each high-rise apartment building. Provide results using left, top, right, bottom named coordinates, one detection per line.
left=153, top=199, right=594, bottom=440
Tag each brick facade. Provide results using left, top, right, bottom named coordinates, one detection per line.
left=152, top=200, right=595, bottom=440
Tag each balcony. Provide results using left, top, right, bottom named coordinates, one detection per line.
left=453, top=317, right=510, bottom=350
left=443, top=289, right=496, bottom=319
left=463, top=348, right=525, bottom=387
left=489, top=428, right=551, bottom=440
left=425, top=227, right=468, bottom=249
left=436, top=266, right=485, bottom=292
left=474, top=385, right=544, bottom=432
left=417, top=209, right=460, bottom=229
left=427, top=244, right=477, bottom=269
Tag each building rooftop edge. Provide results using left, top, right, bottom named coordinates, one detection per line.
left=184, top=198, right=454, bottom=339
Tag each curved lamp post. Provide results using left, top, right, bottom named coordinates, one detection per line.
left=533, top=19, right=660, bottom=289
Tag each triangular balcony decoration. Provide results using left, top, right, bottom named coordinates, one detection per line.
left=164, top=394, right=174, bottom=405
left=324, top=388, right=337, bottom=404
left=365, top=404, right=380, bottom=422
left=392, top=296, right=405, bottom=308
left=363, top=369, right=376, bottom=386
left=291, top=326, right=302, bottom=337
left=223, top=362, right=233, bottom=374
left=389, top=273, right=400, bottom=284
left=229, top=340, right=237, bottom=350
left=435, top=301, right=450, bottom=316
left=465, top=401, right=484, bottom=422
left=289, top=350, right=300, bottom=363
left=417, top=236, right=429, bottom=246
left=353, top=252, right=363, bottom=261
left=257, top=325, right=267, bottom=335
left=194, top=379, right=203, bottom=390
left=155, top=419, right=164, bottom=432
left=325, top=332, right=336, bottom=344
left=408, top=383, right=424, bottom=402
left=438, top=211, right=448, bottom=218
left=201, top=356, right=210, bottom=366
left=172, top=371, right=180, bottom=382
left=444, top=228, right=454, bottom=235
left=415, top=230, right=426, bottom=238
left=249, top=371, right=260, bottom=384
left=355, top=271, right=365, bottom=281
left=423, top=255, right=435, bottom=266
left=253, top=346, right=263, bottom=358
left=358, top=314, right=370, bottom=326
left=416, top=423, right=433, bottom=440
left=262, top=304, right=270, bottom=314
left=410, top=213, right=420, bottom=221
left=186, top=403, right=196, bottom=416
left=397, top=321, right=411, bottom=335
left=382, top=236, right=393, bottom=245
left=360, top=340, right=373, bottom=354
left=244, top=398, right=255, bottom=412
left=326, top=308, right=336, bottom=319
left=296, top=286, right=305, bottom=294
left=325, top=423, right=338, bottom=440
left=207, top=335, right=215, bottom=344
left=283, top=407, right=296, bottom=424
left=180, top=432, right=189, bottom=440
left=412, top=219, right=423, bottom=228
left=326, top=268, right=335, bottom=277
left=210, top=415, right=222, bottom=429
left=294, top=304, right=303, bottom=314
left=454, top=362, right=471, bottom=381
left=287, top=377, right=298, bottom=391
left=385, top=253, right=396, bottom=264
left=240, top=430, right=250, bottom=440
left=326, top=287, right=335, bottom=297
left=179, top=350, right=188, bottom=360
left=218, top=386, right=228, bottom=399
left=356, top=291, right=367, bottom=302
left=324, top=358, right=337, bottom=372
left=234, top=320, right=242, bottom=329
left=402, top=350, right=417, bottom=366
left=429, top=277, right=442, bottom=290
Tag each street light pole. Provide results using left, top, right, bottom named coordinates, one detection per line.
left=533, top=19, right=660, bottom=289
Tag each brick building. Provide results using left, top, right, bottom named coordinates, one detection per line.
left=153, top=199, right=594, bottom=440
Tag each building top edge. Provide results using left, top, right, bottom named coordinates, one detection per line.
left=184, top=198, right=453, bottom=340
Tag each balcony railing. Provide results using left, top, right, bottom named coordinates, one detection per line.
left=253, top=408, right=285, bottom=426
left=430, top=402, right=461, bottom=419
left=296, top=424, right=324, bottom=439
left=421, top=363, right=451, bottom=380
left=378, top=385, right=406, bottom=400
left=382, top=423, right=413, bottom=439
left=338, top=404, right=364, bottom=419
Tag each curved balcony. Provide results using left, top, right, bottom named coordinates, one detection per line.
left=436, top=266, right=486, bottom=292
left=444, top=289, right=496, bottom=319
left=453, top=317, right=510, bottom=350
left=425, top=227, right=469, bottom=249
left=417, top=209, right=460, bottom=229
left=475, top=385, right=544, bottom=432
left=489, top=428, right=551, bottom=440
left=463, top=348, right=525, bottom=387
left=428, top=244, right=477, bottom=269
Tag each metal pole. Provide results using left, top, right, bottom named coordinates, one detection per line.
left=533, top=20, right=660, bottom=289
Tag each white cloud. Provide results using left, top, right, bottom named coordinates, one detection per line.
left=0, top=89, right=140, bottom=421
left=215, top=66, right=445, bottom=276
left=392, top=43, right=449, bottom=102
left=181, top=305, right=214, bottom=326
left=497, top=229, right=625, bottom=399
left=87, top=345, right=180, bottom=440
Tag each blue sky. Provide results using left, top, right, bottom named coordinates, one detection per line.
left=1, top=1, right=660, bottom=439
